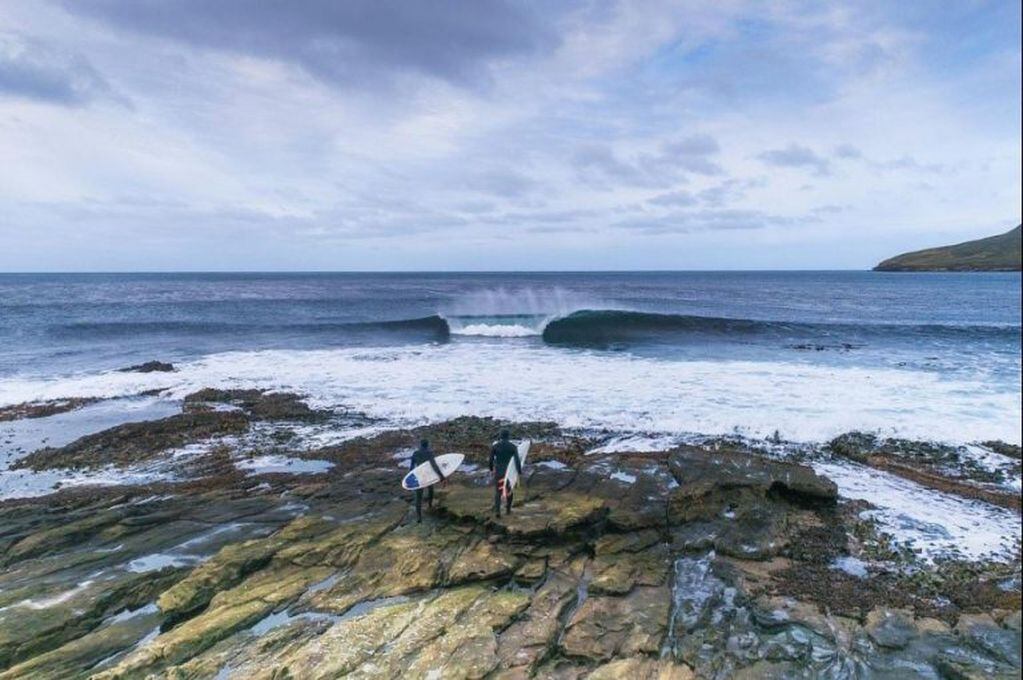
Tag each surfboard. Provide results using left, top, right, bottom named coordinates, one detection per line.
left=402, top=453, right=464, bottom=490
left=501, top=440, right=531, bottom=499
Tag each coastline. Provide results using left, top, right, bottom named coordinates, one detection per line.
left=1, top=390, right=1020, bottom=678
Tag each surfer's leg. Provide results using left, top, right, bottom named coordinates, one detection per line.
left=493, top=479, right=502, bottom=516
left=427, top=486, right=434, bottom=509
left=506, top=489, right=513, bottom=513
left=415, top=489, right=423, bottom=523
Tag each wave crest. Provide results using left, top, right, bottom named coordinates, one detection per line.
left=450, top=323, right=540, bottom=337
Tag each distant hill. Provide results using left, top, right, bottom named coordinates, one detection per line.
left=874, top=225, right=1021, bottom=271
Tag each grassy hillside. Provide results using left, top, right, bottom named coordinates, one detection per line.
left=874, top=225, right=1021, bottom=271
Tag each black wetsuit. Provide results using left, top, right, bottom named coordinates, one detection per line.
left=410, top=444, right=444, bottom=522
left=489, top=439, right=522, bottom=516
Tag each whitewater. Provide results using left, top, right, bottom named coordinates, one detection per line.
left=2, top=341, right=1019, bottom=445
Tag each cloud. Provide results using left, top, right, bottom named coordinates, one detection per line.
left=649, top=176, right=757, bottom=209
left=462, top=169, right=540, bottom=199
left=615, top=208, right=815, bottom=235
left=1, top=0, right=1019, bottom=270
left=648, top=190, right=696, bottom=207
left=64, top=0, right=558, bottom=90
left=833, top=143, right=862, bottom=159
left=757, top=143, right=830, bottom=175
left=0, top=33, right=114, bottom=105
left=643, top=134, right=723, bottom=176
left=573, top=144, right=650, bottom=186
left=832, top=144, right=948, bottom=174
left=574, top=134, right=722, bottom=188
left=871, top=155, right=947, bottom=174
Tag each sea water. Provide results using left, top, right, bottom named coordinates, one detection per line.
left=0, top=271, right=1019, bottom=446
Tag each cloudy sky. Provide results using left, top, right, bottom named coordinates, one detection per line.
left=1, top=1, right=1019, bottom=271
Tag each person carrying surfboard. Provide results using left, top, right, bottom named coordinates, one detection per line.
left=410, top=438, right=446, bottom=523
left=489, top=430, right=522, bottom=517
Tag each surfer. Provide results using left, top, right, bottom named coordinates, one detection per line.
left=489, top=430, right=522, bottom=517
left=410, top=438, right=445, bottom=523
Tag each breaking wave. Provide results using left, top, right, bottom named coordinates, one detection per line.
left=50, top=310, right=1020, bottom=349
left=443, top=314, right=547, bottom=337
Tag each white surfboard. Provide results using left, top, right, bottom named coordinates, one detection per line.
left=402, top=453, right=464, bottom=490
left=501, top=440, right=531, bottom=498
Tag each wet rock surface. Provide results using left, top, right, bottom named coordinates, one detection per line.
left=0, top=412, right=1018, bottom=679
left=182, top=388, right=328, bottom=422
left=0, top=398, right=100, bottom=422
left=117, top=361, right=175, bottom=373
left=13, top=412, right=251, bottom=471
left=829, top=432, right=1022, bottom=510
left=981, top=440, right=1022, bottom=460
left=10, top=390, right=335, bottom=473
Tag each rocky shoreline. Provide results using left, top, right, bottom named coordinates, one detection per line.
left=0, top=391, right=1020, bottom=679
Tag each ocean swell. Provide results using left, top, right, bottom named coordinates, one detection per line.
left=541, top=309, right=1021, bottom=347
left=48, top=309, right=1021, bottom=351
left=50, top=316, right=452, bottom=342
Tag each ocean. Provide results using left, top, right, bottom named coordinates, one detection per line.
left=1, top=271, right=1020, bottom=446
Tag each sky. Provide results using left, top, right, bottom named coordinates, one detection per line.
left=0, top=0, right=1020, bottom=271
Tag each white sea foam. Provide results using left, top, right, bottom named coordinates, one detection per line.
left=449, top=323, right=540, bottom=337
left=537, top=460, right=569, bottom=470
left=588, top=434, right=685, bottom=454
left=126, top=553, right=202, bottom=573
left=235, top=455, right=334, bottom=475
left=814, top=460, right=1021, bottom=562
left=105, top=603, right=160, bottom=625
left=5, top=580, right=95, bottom=610
left=0, top=466, right=168, bottom=501
left=831, top=556, right=869, bottom=578
left=440, top=286, right=607, bottom=337
left=1, top=343, right=1018, bottom=446
left=610, top=470, right=637, bottom=484
left=963, top=444, right=1022, bottom=492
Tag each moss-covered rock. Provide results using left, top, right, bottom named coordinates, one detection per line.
left=439, top=484, right=607, bottom=538
left=497, top=563, right=584, bottom=673
left=0, top=604, right=162, bottom=680
left=0, top=570, right=179, bottom=671
left=561, top=585, right=670, bottom=662
left=158, top=515, right=336, bottom=624
left=587, top=656, right=694, bottom=679
left=95, top=565, right=332, bottom=679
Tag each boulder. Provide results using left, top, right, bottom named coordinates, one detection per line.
left=118, top=361, right=174, bottom=373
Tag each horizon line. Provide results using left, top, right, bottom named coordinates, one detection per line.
left=0, top=267, right=926, bottom=275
